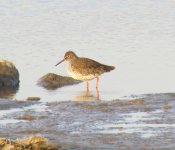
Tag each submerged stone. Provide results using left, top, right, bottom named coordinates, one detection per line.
left=128, top=99, right=144, bottom=104
left=163, top=105, right=172, bottom=110
left=0, top=59, right=19, bottom=87
left=37, top=73, right=82, bottom=90
left=17, top=115, right=45, bottom=121
left=27, top=97, right=41, bottom=101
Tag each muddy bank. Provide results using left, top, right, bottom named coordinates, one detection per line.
left=0, top=93, right=175, bottom=149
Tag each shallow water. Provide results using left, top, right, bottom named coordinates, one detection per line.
left=0, top=93, right=175, bottom=149
left=0, top=0, right=175, bottom=101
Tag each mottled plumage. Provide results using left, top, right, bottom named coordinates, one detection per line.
left=56, top=51, right=115, bottom=80
left=68, top=57, right=115, bottom=80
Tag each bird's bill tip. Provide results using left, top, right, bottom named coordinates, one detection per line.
left=55, top=59, right=65, bottom=66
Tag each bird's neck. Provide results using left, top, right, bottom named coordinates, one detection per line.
left=68, top=56, right=78, bottom=64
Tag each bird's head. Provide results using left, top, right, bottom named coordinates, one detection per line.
left=55, top=51, right=78, bottom=66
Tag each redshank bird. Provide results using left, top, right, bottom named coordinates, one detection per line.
left=55, top=51, right=115, bottom=98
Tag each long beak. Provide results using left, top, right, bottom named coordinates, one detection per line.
left=55, top=58, right=65, bottom=66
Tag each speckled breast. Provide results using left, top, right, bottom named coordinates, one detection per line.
left=67, top=63, right=95, bottom=81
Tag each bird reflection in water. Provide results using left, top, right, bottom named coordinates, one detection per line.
left=74, top=88, right=100, bottom=101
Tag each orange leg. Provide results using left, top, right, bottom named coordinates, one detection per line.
left=96, top=77, right=100, bottom=99
left=96, top=77, right=99, bottom=89
left=86, top=80, right=89, bottom=96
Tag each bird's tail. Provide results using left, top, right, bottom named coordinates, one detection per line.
left=104, top=65, right=115, bottom=72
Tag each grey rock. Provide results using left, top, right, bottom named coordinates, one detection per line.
left=37, top=73, right=82, bottom=90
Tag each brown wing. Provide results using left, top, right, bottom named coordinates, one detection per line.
left=72, top=57, right=115, bottom=76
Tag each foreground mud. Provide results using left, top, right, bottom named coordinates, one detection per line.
left=0, top=93, right=175, bottom=149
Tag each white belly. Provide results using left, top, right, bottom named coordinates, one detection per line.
left=67, top=64, right=95, bottom=80
left=68, top=71, right=95, bottom=80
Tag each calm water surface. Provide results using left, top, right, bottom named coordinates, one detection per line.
left=0, top=0, right=175, bottom=101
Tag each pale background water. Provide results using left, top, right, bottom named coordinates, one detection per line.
left=0, top=0, right=175, bottom=101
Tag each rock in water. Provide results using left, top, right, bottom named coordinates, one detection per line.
left=27, top=96, right=41, bottom=101
left=0, top=136, right=59, bottom=150
left=0, top=59, right=19, bottom=87
left=37, top=73, right=82, bottom=89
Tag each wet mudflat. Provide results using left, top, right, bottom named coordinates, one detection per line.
left=0, top=93, right=175, bottom=149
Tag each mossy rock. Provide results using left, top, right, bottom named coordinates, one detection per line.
left=0, top=59, right=19, bottom=87
left=37, top=73, right=82, bottom=90
left=0, top=136, right=60, bottom=150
